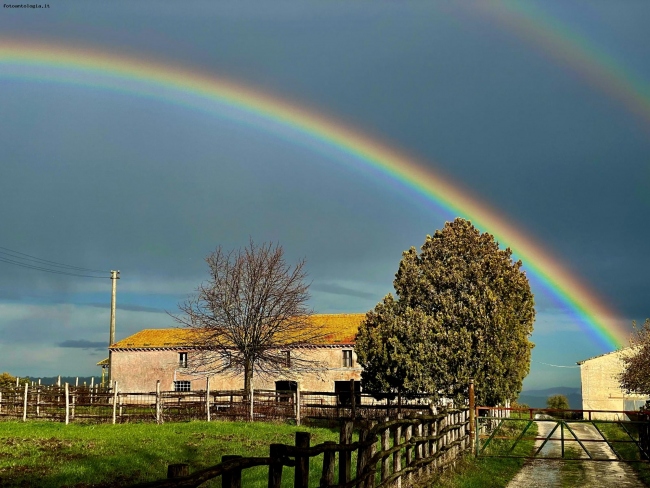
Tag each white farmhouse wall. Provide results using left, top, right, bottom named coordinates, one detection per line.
left=579, top=348, right=648, bottom=420
left=111, top=346, right=361, bottom=393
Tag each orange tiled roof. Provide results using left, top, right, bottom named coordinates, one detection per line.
left=111, top=313, right=365, bottom=349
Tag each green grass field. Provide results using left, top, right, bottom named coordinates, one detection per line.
left=0, top=420, right=343, bottom=487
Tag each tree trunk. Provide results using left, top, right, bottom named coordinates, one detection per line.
left=243, top=358, right=253, bottom=401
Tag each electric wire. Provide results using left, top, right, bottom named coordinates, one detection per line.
left=0, top=246, right=107, bottom=273
left=535, top=361, right=579, bottom=369
left=0, top=246, right=109, bottom=278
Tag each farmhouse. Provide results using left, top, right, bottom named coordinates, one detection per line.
left=108, top=313, right=364, bottom=394
left=578, top=348, right=648, bottom=419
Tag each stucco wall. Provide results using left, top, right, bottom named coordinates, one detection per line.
left=580, top=349, right=647, bottom=420
left=111, top=346, right=361, bottom=393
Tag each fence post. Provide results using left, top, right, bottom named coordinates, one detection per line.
left=71, top=388, right=76, bottom=421
left=65, top=383, right=70, bottom=425
left=222, top=454, right=242, bottom=488
left=112, top=381, right=118, bottom=425
left=405, top=421, right=413, bottom=485
left=393, top=415, right=402, bottom=488
left=430, top=414, right=438, bottom=470
left=206, top=376, right=211, bottom=422
left=294, top=431, right=310, bottom=488
left=249, top=383, right=254, bottom=422
left=381, top=418, right=390, bottom=483
left=423, top=422, right=430, bottom=476
left=415, top=421, right=423, bottom=477
left=469, top=379, right=475, bottom=454
left=339, top=420, right=353, bottom=484
left=320, top=441, right=336, bottom=487
left=361, top=421, right=377, bottom=488
left=296, top=382, right=301, bottom=427
left=268, top=444, right=284, bottom=488
left=356, top=428, right=367, bottom=486
left=22, top=382, right=28, bottom=422
left=155, top=380, right=162, bottom=424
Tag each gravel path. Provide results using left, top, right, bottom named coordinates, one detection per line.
left=506, top=416, right=643, bottom=487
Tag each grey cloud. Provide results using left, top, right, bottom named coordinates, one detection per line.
left=87, top=303, right=167, bottom=314
left=58, top=340, right=106, bottom=350
left=312, top=283, right=377, bottom=300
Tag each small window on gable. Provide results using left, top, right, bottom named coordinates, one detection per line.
left=174, top=380, right=191, bottom=392
left=179, top=352, right=188, bottom=368
left=343, top=350, right=353, bottom=368
left=283, top=350, right=291, bottom=368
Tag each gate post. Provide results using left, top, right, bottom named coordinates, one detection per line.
left=469, top=378, right=475, bottom=454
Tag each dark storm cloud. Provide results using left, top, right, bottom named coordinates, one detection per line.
left=0, top=1, right=648, bottom=388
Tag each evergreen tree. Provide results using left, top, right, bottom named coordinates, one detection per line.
left=356, top=218, right=535, bottom=405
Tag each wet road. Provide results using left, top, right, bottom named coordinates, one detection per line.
left=506, top=416, right=643, bottom=487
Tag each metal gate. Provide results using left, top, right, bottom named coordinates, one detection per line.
left=473, top=406, right=650, bottom=463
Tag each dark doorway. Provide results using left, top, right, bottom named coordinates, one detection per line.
left=335, top=381, right=361, bottom=406
left=275, top=380, right=297, bottom=402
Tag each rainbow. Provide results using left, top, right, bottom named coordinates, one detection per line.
left=469, top=1, right=650, bottom=131
left=0, top=38, right=628, bottom=350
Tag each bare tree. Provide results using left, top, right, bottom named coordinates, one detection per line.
left=619, top=319, right=650, bottom=397
left=174, top=240, right=324, bottom=394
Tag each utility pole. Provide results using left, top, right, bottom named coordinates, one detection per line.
left=108, top=270, right=120, bottom=383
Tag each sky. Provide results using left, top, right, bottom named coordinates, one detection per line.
left=0, top=1, right=648, bottom=391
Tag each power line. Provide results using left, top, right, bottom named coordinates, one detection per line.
left=0, top=246, right=107, bottom=273
left=535, top=361, right=579, bottom=369
left=0, top=247, right=109, bottom=278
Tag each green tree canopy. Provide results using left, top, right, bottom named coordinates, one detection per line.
left=547, top=394, right=570, bottom=410
left=355, top=218, right=535, bottom=405
left=619, top=319, right=650, bottom=396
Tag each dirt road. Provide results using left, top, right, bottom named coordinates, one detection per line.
left=506, top=416, right=643, bottom=487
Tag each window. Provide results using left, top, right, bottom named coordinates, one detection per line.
left=174, top=380, right=191, bottom=392
left=342, top=350, right=353, bottom=368
left=283, top=350, right=291, bottom=368
left=179, top=352, right=188, bottom=368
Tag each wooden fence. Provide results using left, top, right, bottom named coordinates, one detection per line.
left=132, top=409, right=470, bottom=487
left=0, top=381, right=437, bottom=424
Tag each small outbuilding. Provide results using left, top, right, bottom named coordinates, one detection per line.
left=578, top=348, right=648, bottom=419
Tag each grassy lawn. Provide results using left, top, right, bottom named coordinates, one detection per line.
left=0, top=420, right=343, bottom=487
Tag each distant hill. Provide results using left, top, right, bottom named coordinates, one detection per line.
left=518, top=386, right=581, bottom=409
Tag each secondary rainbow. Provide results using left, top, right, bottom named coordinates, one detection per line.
left=0, top=39, right=628, bottom=350
left=472, top=1, right=650, bottom=131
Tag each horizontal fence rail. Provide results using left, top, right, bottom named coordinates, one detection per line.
left=131, top=408, right=471, bottom=488
left=0, top=382, right=442, bottom=425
